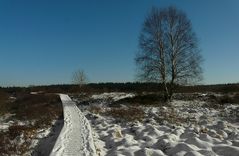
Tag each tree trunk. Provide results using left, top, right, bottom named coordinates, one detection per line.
left=162, top=81, right=170, bottom=101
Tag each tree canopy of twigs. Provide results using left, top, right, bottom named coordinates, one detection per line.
left=72, top=69, right=88, bottom=87
left=135, top=6, right=203, bottom=101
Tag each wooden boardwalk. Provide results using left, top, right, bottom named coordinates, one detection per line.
left=50, top=94, right=96, bottom=156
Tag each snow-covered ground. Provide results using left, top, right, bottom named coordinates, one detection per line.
left=75, top=92, right=239, bottom=156
left=50, top=94, right=96, bottom=156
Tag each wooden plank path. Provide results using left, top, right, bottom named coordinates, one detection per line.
left=50, top=94, right=96, bottom=156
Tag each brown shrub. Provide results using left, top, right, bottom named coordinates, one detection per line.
left=0, top=132, right=16, bottom=155
left=203, top=94, right=239, bottom=109
left=0, top=90, right=9, bottom=115
left=157, top=108, right=187, bottom=125
left=0, top=125, right=36, bottom=155
left=8, top=125, right=36, bottom=140
left=10, top=94, right=62, bottom=121
left=105, top=107, right=145, bottom=122
left=218, top=95, right=234, bottom=104
left=232, top=93, right=239, bottom=104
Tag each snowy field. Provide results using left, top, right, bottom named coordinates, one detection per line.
left=1, top=92, right=238, bottom=155
left=73, top=92, right=239, bottom=156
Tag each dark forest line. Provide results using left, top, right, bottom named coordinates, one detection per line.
left=1, top=82, right=239, bottom=95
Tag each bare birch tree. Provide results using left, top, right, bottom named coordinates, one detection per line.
left=72, top=69, right=88, bottom=87
left=136, top=6, right=203, bottom=101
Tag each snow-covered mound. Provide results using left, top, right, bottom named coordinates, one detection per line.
left=50, top=94, right=96, bottom=156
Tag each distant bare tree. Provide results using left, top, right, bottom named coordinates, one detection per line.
left=72, top=69, right=88, bottom=87
left=136, top=6, right=203, bottom=101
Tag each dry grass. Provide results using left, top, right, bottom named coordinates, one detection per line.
left=157, top=108, right=187, bottom=125
left=0, top=125, right=35, bottom=155
left=218, top=94, right=239, bottom=104
left=88, top=104, right=145, bottom=122
left=10, top=94, right=62, bottom=121
left=0, top=90, right=10, bottom=115
left=104, top=107, right=145, bottom=122
left=203, top=93, right=239, bottom=109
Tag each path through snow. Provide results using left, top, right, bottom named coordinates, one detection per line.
left=50, top=94, right=96, bottom=156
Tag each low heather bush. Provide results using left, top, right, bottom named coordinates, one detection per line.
left=105, top=107, right=145, bottom=122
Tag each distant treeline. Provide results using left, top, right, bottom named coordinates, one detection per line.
left=1, top=82, right=239, bottom=95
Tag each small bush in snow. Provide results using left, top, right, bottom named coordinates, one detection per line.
left=157, top=108, right=187, bottom=125
left=88, top=106, right=104, bottom=114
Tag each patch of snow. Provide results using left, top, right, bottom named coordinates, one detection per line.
left=91, top=92, right=135, bottom=101
left=0, top=113, right=14, bottom=131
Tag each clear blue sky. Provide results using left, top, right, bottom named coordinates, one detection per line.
left=0, top=0, right=239, bottom=86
